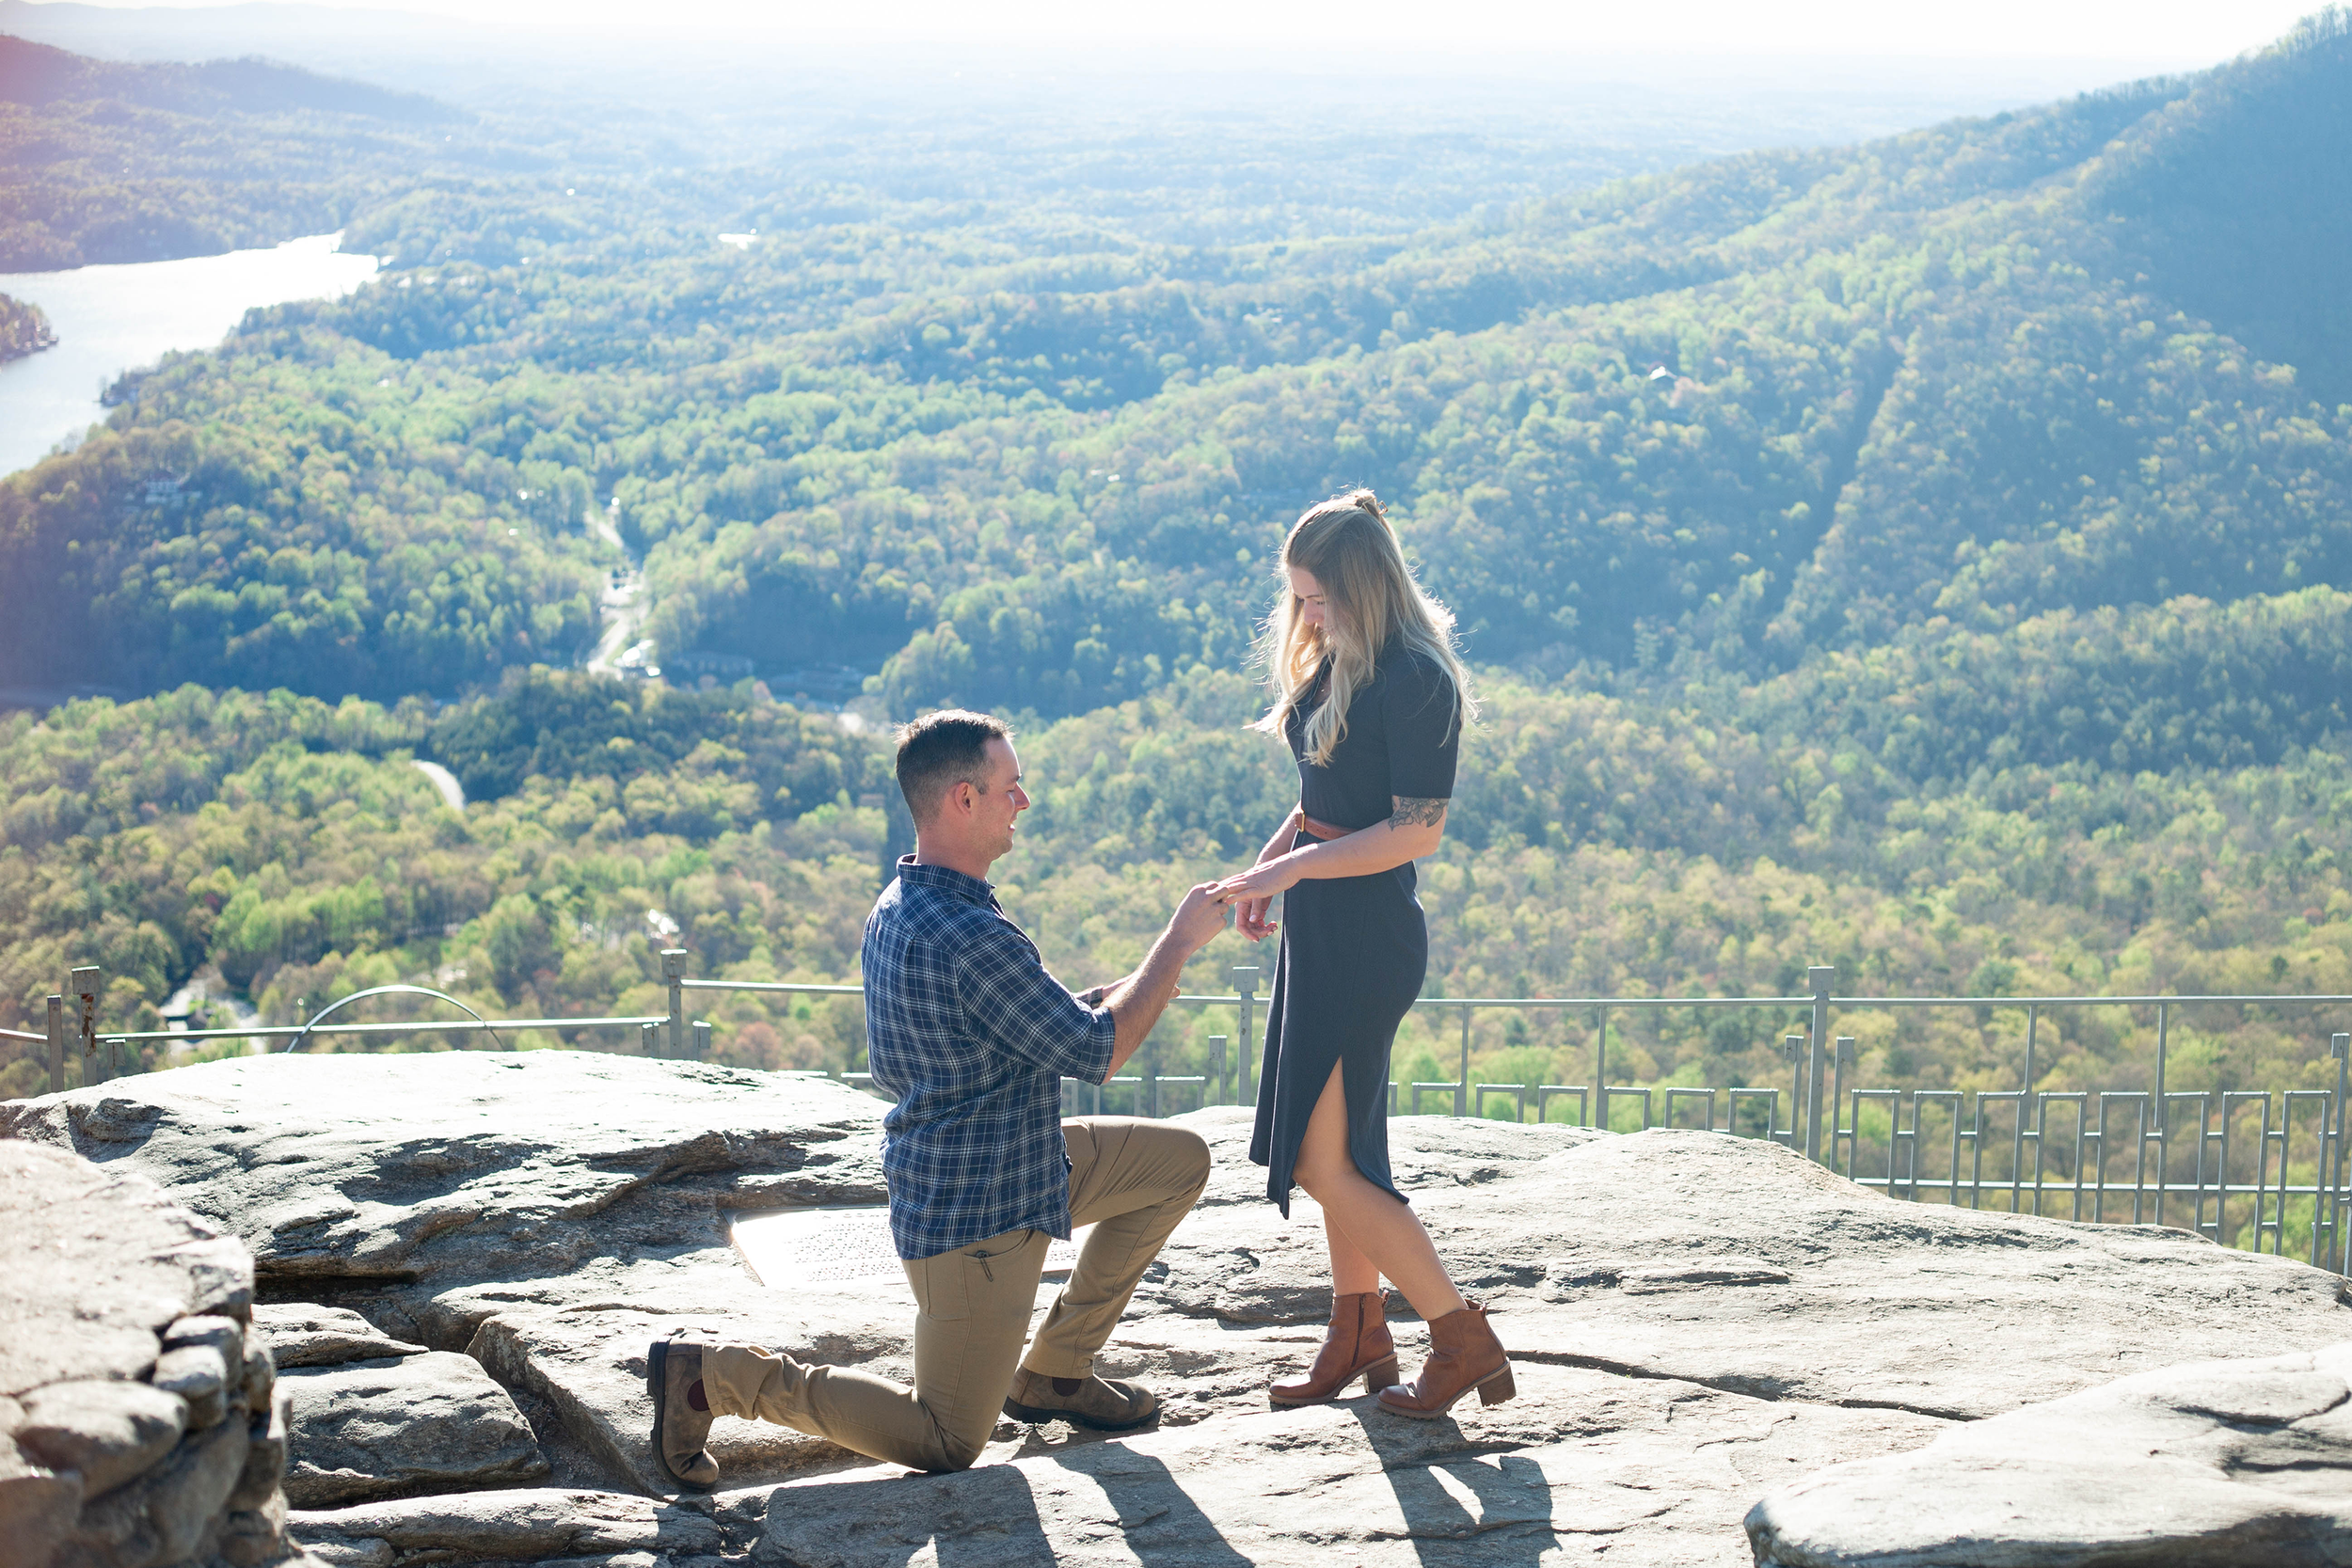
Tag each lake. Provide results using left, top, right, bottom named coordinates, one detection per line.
left=0, top=233, right=378, bottom=479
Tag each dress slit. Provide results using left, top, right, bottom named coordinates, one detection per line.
left=1249, top=844, right=1425, bottom=1216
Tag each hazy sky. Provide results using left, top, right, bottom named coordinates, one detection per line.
left=49, top=0, right=2324, bottom=62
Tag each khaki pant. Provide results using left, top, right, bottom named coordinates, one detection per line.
left=701, top=1117, right=1211, bottom=1472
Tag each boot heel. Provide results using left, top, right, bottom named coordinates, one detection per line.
left=1478, top=1366, right=1517, bottom=1406
left=1361, top=1355, right=1401, bottom=1393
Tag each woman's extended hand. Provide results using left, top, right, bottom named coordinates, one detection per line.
left=1232, top=894, right=1278, bottom=942
left=1216, top=856, right=1302, bottom=942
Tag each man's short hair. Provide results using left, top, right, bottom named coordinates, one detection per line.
left=895, top=709, right=1013, bottom=824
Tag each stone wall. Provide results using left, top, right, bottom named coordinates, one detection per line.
left=1, top=1140, right=297, bottom=1568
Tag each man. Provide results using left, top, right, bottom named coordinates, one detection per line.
left=647, top=709, right=1229, bottom=1485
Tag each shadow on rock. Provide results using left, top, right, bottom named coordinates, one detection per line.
left=753, top=1437, right=1258, bottom=1568
left=1348, top=1406, right=1560, bottom=1566
left=1031, top=1437, right=1254, bottom=1568
left=755, top=1462, right=1052, bottom=1567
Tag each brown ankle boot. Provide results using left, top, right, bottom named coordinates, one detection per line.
left=646, top=1336, right=720, bottom=1491
left=1003, top=1368, right=1159, bottom=1432
left=1375, top=1300, right=1514, bottom=1419
left=1269, top=1291, right=1402, bottom=1406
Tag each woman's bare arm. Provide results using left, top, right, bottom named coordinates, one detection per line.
left=1233, top=809, right=1303, bottom=940
left=1216, top=797, right=1448, bottom=908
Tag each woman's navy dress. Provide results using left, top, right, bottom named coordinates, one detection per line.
left=1249, top=645, right=1460, bottom=1213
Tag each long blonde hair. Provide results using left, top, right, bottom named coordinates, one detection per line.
left=1250, top=488, right=1477, bottom=768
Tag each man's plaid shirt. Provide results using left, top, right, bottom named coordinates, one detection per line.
left=862, top=856, right=1117, bottom=1260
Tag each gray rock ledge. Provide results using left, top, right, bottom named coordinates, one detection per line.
left=279, top=1352, right=548, bottom=1509
left=16, top=1053, right=2352, bottom=1565
left=251, top=1307, right=426, bottom=1370
left=1745, top=1340, right=2352, bottom=1566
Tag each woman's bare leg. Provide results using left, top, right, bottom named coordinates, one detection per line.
left=1321, top=1197, right=1382, bottom=1297
left=1295, top=1061, right=1468, bottom=1322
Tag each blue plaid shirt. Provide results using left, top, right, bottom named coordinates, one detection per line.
left=862, top=856, right=1117, bottom=1260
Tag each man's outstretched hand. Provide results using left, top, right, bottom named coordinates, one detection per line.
left=1102, top=882, right=1233, bottom=1071
left=1172, top=880, right=1229, bottom=951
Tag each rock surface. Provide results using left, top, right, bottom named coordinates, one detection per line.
left=1, top=1138, right=254, bottom=1390
left=252, top=1306, right=427, bottom=1370
left=0, top=1139, right=301, bottom=1568
left=289, top=1486, right=725, bottom=1567
left=738, top=1361, right=1945, bottom=1568
left=280, top=1352, right=548, bottom=1508
left=249, top=1302, right=548, bottom=1511
left=0, top=1052, right=883, bottom=1317
left=1746, top=1341, right=2352, bottom=1566
left=12, top=1051, right=2352, bottom=1565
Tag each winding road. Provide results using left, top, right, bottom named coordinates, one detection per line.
left=587, top=503, right=648, bottom=676
left=410, top=760, right=465, bottom=811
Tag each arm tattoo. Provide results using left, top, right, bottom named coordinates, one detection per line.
left=1390, top=796, right=1448, bottom=830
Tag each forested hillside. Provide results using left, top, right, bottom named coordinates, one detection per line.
left=0, top=33, right=471, bottom=267
left=7, top=16, right=2350, bottom=709
left=5, top=14, right=2352, bottom=1117
left=13, top=592, right=2352, bottom=1107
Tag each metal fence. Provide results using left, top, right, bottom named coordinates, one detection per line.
left=16, top=956, right=2352, bottom=1275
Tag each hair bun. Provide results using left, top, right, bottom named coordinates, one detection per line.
left=1340, top=487, right=1389, bottom=525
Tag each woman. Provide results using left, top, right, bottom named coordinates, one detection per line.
left=1212, top=488, right=1512, bottom=1419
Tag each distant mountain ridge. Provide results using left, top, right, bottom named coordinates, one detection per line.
left=1, top=13, right=2350, bottom=709
left=0, top=30, right=479, bottom=268
left=2084, top=11, right=2352, bottom=411
left=0, top=31, right=453, bottom=122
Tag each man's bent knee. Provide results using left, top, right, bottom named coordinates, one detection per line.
left=1170, top=1125, right=1212, bottom=1194
left=889, top=1412, right=991, bottom=1475
left=1119, top=1118, right=1211, bottom=1197
left=926, top=1433, right=986, bottom=1474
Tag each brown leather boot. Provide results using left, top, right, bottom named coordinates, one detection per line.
left=1375, top=1300, right=1514, bottom=1419
left=1003, top=1367, right=1159, bottom=1432
left=646, top=1336, right=719, bottom=1491
left=1269, top=1291, right=1402, bottom=1406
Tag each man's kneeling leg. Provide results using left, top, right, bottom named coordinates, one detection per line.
left=649, top=1226, right=1046, bottom=1486
left=1004, top=1119, right=1211, bottom=1432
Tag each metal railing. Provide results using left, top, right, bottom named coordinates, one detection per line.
left=19, top=955, right=2352, bottom=1275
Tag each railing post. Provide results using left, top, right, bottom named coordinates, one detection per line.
left=691, top=1021, right=710, bottom=1062
left=2017, top=1004, right=2039, bottom=1199
left=2153, top=1003, right=2170, bottom=1227
left=2334, top=1034, right=2351, bottom=1274
left=1146, top=1037, right=1160, bottom=1118
left=1806, top=965, right=1835, bottom=1162
left=641, top=1021, right=660, bottom=1058
left=661, top=949, right=688, bottom=1059
left=1456, top=1005, right=1471, bottom=1118
left=1231, top=966, right=1259, bottom=1103
left=72, top=966, right=102, bottom=1086
left=1209, top=1036, right=1228, bottom=1105
left=1832, top=1036, right=1855, bottom=1176
left=44, top=1001, right=65, bottom=1100
left=1594, top=1006, right=1607, bottom=1129
left=46, top=993, right=65, bottom=1094
left=1784, top=1034, right=1805, bottom=1148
